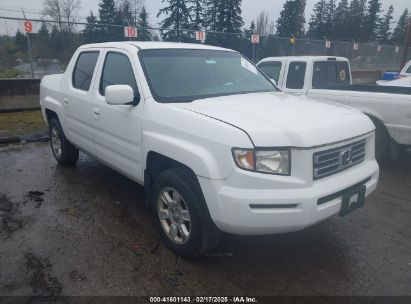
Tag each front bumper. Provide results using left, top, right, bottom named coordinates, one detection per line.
left=198, top=135, right=379, bottom=235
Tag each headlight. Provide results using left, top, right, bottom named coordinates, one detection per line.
left=232, top=148, right=290, bottom=175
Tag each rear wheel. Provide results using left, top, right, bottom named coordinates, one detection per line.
left=49, top=118, right=79, bottom=166
left=152, top=167, right=222, bottom=257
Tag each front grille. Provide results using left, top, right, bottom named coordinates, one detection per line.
left=313, top=139, right=366, bottom=179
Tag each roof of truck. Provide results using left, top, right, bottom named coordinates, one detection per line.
left=258, top=56, right=349, bottom=63
left=80, top=41, right=235, bottom=52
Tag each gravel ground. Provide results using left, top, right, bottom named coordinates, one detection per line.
left=0, top=142, right=410, bottom=296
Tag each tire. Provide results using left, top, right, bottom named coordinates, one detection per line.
left=49, top=118, right=79, bottom=166
left=370, top=117, right=390, bottom=162
left=152, top=167, right=222, bottom=257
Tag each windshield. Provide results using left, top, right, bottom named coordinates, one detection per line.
left=139, top=49, right=277, bottom=103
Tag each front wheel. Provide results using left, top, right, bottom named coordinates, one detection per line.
left=49, top=118, right=79, bottom=166
left=152, top=167, right=222, bottom=257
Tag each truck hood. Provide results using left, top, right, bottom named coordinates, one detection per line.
left=175, top=92, right=374, bottom=147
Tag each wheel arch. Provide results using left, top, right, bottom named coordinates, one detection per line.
left=144, top=151, right=201, bottom=209
left=45, top=108, right=59, bottom=124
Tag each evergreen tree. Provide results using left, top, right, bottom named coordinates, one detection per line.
left=376, top=5, right=393, bottom=44
left=157, top=0, right=192, bottom=42
left=332, top=0, right=349, bottom=40
left=49, top=25, right=64, bottom=60
left=115, top=0, right=134, bottom=40
left=392, top=8, right=409, bottom=45
left=14, top=30, right=27, bottom=54
left=83, top=11, right=100, bottom=43
left=191, top=0, right=205, bottom=30
left=242, top=21, right=256, bottom=59
left=37, top=23, right=50, bottom=58
left=98, top=0, right=117, bottom=41
left=364, top=0, right=382, bottom=42
left=204, top=0, right=218, bottom=30
left=115, top=0, right=134, bottom=26
left=307, top=0, right=327, bottom=39
left=214, top=0, right=244, bottom=33
left=207, top=0, right=244, bottom=49
left=276, top=0, right=306, bottom=37
left=324, top=0, right=336, bottom=37
left=347, top=0, right=367, bottom=41
left=137, top=6, right=152, bottom=41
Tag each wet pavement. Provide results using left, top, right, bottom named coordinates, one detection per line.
left=0, top=142, right=410, bottom=296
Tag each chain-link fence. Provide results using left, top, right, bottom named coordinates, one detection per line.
left=0, top=16, right=410, bottom=79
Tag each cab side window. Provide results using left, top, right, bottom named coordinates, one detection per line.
left=313, top=61, right=350, bottom=89
left=100, top=52, right=139, bottom=98
left=286, top=62, right=306, bottom=89
left=72, top=51, right=99, bottom=91
left=258, top=62, right=282, bottom=83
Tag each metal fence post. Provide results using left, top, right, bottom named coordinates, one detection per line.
left=21, top=9, right=34, bottom=78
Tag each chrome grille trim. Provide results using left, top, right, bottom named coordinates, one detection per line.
left=313, top=139, right=366, bottom=180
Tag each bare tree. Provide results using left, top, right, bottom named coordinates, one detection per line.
left=116, top=0, right=144, bottom=26
left=43, top=0, right=81, bottom=31
left=268, top=20, right=275, bottom=35
left=256, top=11, right=270, bottom=36
left=63, top=0, right=81, bottom=31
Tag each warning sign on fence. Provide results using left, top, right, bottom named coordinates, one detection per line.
left=353, top=43, right=359, bottom=51
left=124, top=26, right=138, bottom=38
left=18, top=20, right=40, bottom=33
left=325, top=40, right=331, bottom=48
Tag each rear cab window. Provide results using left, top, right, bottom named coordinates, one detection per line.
left=286, top=61, right=306, bottom=89
left=258, top=61, right=282, bottom=83
left=72, top=51, right=100, bottom=91
left=406, top=65, right=411, bottom=74
left=313, top=60, right=350, bottom=89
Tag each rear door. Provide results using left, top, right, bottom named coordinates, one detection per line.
left=62, top=50, right=101, bottom=154
left=90, top=48, right=144, bottom=182
left=282, top=60, right=309, bottom=94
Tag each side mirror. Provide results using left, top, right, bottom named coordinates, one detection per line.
left=270, top=78, right=277, bottom=86
left=105, top=85, right=137, bottom=105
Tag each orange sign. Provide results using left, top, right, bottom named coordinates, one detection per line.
left=19, top=20, right=39, bottom=33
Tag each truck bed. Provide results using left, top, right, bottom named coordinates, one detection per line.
left=328, top=84, right=411, bottom=95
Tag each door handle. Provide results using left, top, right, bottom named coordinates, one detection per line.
left=63, top=98, right=69, bottom=106
left=92, top=107, right=100, bottom=120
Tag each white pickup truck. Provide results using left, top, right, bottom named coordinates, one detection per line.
left=257, top=56, right=411, bottom=160
left=40, top=42, right=379, bottom=257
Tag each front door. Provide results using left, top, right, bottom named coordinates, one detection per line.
left=90, top=49, right=144, bottom=182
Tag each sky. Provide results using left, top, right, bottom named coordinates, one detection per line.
left=0, top=0, right=410, bottom=35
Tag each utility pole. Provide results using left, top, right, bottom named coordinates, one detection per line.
left=400, top=19, right=411, bottom=70
left=21, top=8, right=35, bottom=78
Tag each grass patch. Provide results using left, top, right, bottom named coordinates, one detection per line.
left=0, top=111, right=47, bottom=138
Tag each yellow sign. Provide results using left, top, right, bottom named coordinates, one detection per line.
left=290, top=37, right=295, bottom=44
left=339, top=69, right=346, bottom=81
